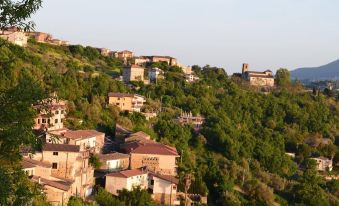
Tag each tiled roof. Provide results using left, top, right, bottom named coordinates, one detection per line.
left=63, top=130, right=103, bottom=140
left=126, top=131, right=151, bottom=142
left=107, top=169, right=147, bottom=178
left=43, top=144, right=80, bottom=152
left=98, top=152, right=130, bottom=161
left=22, top=158, right=52, bottom=169
left=108, top=93, right=135, bottom=98
left=31, top=176, right=73, bottom=191
left=149, top=172, right=179, bottom=185
left=130, top=143, right=179, bottom=156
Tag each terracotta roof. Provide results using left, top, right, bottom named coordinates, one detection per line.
left=149, top=172, right=179, bottom=185
left=130, top=143, right=179, bottom=156
left=63, top=130, right=103, bottom=140
left=22, top=158, right=52, bottom=169
left=98, top=152, right=129, bottom=161
left=107, top=169, right=147, bottom=178
left=108, top=93, right=135, bottom=98
left=43, top=144, right=80, bottom=152
left=115, top=124, right=132, bottom=134
left=125, top=131, right=151, bottom=142
left=31, top=176, right=73, bottom=191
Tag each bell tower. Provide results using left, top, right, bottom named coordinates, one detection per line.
left=242, top=63, right=249, bottom=74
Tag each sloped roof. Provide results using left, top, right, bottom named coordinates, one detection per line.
left=43, top=144, right=80, bottom=152
left=131, top=143, right=179, bottom=156
left=149, top=172, right=179, bottom=185
left=63, top=130, right=103, bottom=140
left=107, top=169, right=147, bottom=178
left=98, top=152, right=130, bottom=161
left=22, top=158, right=52, bottom=169
left=31, top=176, right=73, bottom=191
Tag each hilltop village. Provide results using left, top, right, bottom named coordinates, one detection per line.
left=1, top=27, right=338, bottom=206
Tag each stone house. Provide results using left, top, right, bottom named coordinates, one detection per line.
left=108, top=93, right=146, bottom=113
left=177, top=112, right=205, bottom=130
left=311, top=157, right=333, bottom=172
left=41, top=144, right=94, bottom=199
left=105, top=169, right=148, bottom=195
left=28, top=32, right=53, bottom=43
left=129, top=143, right=179, bottom=176
left=241, top=63, right=275, bottom=87
left=111, top=50, right=134, bottom=62
left=123, top=65, right=145, bottom=82
left=0, top=29, right=28, bottom=47
left=146, top=56, right=178, bottom=66
left=47, top=129, right=105, bottom=154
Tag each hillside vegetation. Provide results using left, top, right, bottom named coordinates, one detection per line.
left=1, top=39, right=339, bottom=206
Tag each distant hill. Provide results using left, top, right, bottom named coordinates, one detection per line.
left=291, top=59, right=339, bottom=81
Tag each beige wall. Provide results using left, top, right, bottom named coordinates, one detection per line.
left=100, top=158, right=130, bottom=171
left=0, top=31, right=28, bottom=47
left=34, top=107, right=66, bottom=130
left=150, top=177, right=177, bottom=205
left=108, top=96, right=134, bottom=112
left=249, top=77, right=275, bottom=87
left=105, top=173, right=148, bottom=196
left=123, top=67, right=145, bottom=82
left=44, top=185, right=72, bottom=206
left=130, top=154, right=178, bottom=176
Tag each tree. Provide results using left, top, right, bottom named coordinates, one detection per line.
left=275, top=68, right=291, bottom=88
left=94, top=187, right=124, bottom=206
left=0, top=0, right=42, bottom=31
left=118, top=187, right=157, bottom=206
left=89, top=154, right=102, bottom=169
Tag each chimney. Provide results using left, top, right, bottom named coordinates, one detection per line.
left=242, top=63, right=249, bottom=74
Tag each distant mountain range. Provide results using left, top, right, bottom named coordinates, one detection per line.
left=291, top=59, right=339, bottom=81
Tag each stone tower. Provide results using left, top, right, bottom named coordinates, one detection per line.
left=242, top=63, right=249, bottom=74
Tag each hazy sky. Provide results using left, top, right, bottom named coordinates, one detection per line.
left=32, top=0, right=339, bottom=74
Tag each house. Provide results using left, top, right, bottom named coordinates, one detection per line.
left=129, top=143, right=179, bottom=176
left=108, top=93, right=146, bottom=113
left=99, top=48, right=110, bottom=56
left=178, top=64, right=192, bottom=74
left=123, top=65, right=145, bottom=82
left=49, top=39, right=69, bottom=46
left=148, top=172, right=180, bottom=205
left=0, top=28, right=28, bottom=47
left=28, top=32, right=53, bottom=43
left=241, top=63, right=275, bottom=87
left=22, top=158, right=52, bottom=178
left=185, top=74, right=200, bottom=83
left=98, top=152, right=130, bottom=172
left=148, top=67, right=164, bottom=82
left=33, top=98, right=67, bottom=131
left=47, top=129, right=105, bottom=153
left=133, top=56, right=150, bottom=65
left=142, top=112, right=158, bottom=120
left=41, top=144, right=94, bottom=198
left=145, top=56, right=178, bottom=66
left=311, top=157, right=333, bottom=172
left=105, top=169, right=148, bottom=195
left=177, top=112, right=205, bottom=130
left=111, top=50, right=134, bottom=62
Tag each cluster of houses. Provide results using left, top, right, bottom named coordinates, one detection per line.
left=0, top=27, right=68, bottom=47
left=21, top=93, right=207, bottom=205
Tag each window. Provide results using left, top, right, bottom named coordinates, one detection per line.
left=61, top=110, right=64, bottom=114
left=55, top=119, right=58, bottom=124
left=55, top=110, right=59, bottom=114
left=52, top=163, right=58, bottom=169
left=151, top=180, right=154, bottom=185
left=172, top=185, right=177, bottom=190
left=61, top=118, right=64, bottom=123
left=116, top=103, right=120, bottom=106
left=42, top=119, right=46, bottom=124
left=38, top=119, right=41, bottom=124
left=53, top=152, right=58, bottom=156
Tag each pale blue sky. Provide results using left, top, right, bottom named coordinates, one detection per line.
left=32, top=0, right=339, bottom=74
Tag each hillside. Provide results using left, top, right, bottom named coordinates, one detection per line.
left=1, top=39, right=339, bottom=206
left=291, top=59, right=339, bottom=81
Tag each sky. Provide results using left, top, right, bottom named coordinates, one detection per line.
left=32, top=0, right=339, bottom=74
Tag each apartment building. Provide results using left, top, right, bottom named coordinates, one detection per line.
left=241, top=63, right=275, bottom=87
left=33, top=99, right=67, bottom=131
left=123, top=65, right=145, bottom=82
left=108, top=93, right=146, bottom=113
left=105, top=169, right=148, bottom=195
left=177, top=112, right=205, bottom=130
